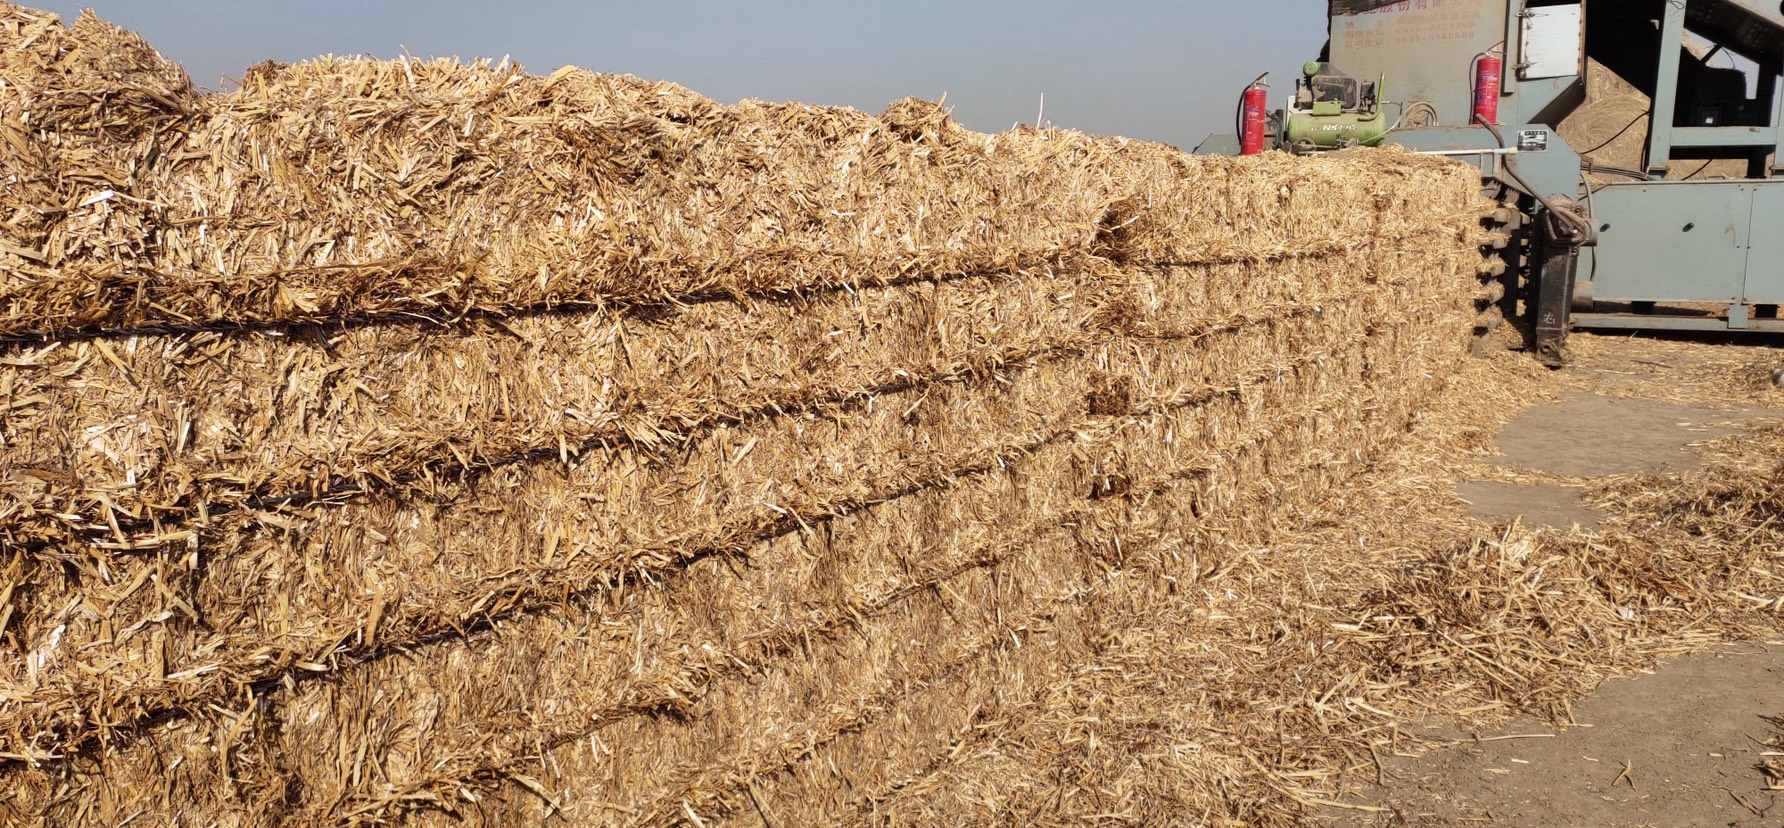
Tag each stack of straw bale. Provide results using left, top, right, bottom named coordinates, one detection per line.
left=0, top=5, right=1494, bottom=825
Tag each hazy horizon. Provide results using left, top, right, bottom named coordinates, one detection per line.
left=34, top=1, right=1330, bottom=149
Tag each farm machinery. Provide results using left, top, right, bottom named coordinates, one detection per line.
left=1198, top=0, right=1784, bottom=366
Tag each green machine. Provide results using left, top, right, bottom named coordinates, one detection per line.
left=1198, top=0, right=1784, bottom=366
left=1281, top=62, right=1392, bottom=151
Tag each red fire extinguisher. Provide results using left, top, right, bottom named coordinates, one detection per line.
left=1473, top=50, right=1503, bottom=126
left=1239, top=74, right=1270, bottom=156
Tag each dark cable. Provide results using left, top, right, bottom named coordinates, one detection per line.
left=1578, top=109, right=1651, bottom=155
left=1581, top=163, right=1651, bottom=181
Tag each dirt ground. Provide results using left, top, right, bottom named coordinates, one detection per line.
left=1332, top=645, right=1784, bottom=827
left=1453, top=393, right=1778, bottom=532
left=1324, top=332, right=1784, bottom=827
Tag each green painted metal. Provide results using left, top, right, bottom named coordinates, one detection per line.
left=1748, top=182, right=1784, bottom=304
left=1684, top=0, right=1784, bottom=63
left=1325, top=0, right=1586, bottom=129
left=1283, top=110, right=1391, bottom=149
left=1384, top=125, right=1581, bottom=202
left=1766, top=63, right=1784, bottom=176
left=1571, top=313, right=1784, bottom=333
left=1586, top=181, right=1773, bottom=304
left=1327, top=0, right=1509, bottom=126
left=1670, top=126, right=1780, bottom=148
left=1645, top=1, right=1689, bottom=176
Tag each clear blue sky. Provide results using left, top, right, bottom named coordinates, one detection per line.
left=35, top=1, right=1329, bottom=149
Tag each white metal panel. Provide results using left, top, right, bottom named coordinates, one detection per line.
left=1521, top=4, right=1583, bottom=80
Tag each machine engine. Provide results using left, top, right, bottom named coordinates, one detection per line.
left=1281, top=62, right=1388, bottom=153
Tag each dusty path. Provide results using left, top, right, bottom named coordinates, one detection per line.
left=1337, top=645, right=1784, bottom=827
left=1326, top=332, right=1784, bottom=827
left=1454, top=392, right=1781, bottom=532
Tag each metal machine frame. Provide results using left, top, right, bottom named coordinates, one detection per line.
left=1571, top=0, right=1783, bottom=342
left=1197, top=0, right=1784, bottom=364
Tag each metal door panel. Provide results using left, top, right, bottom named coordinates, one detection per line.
left=1521, top=4, right=1583, bottom=80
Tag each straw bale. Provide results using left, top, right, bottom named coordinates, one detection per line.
left=0, top=5, right=191, bottom=348
left=0, top=48, right=1483, bottom=544
left=0, top=265, right=1103, bottom=545
left=0, top=6, right=1519, bottom=825
left=0, top=0, right=1477, bottom=338
left=477, top=375, right=1426, bottom=828
left=527, top=293, right=1475, bottom=828
left=2, top=243, right=1473, bottom=759
left=17, top=325, right=1779, bottom=828
left=1, top=233, right=1473, bottom=546
left=2, top=238, right=1480, bottom=823
left=6, top=320, right=1430, bottom=825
